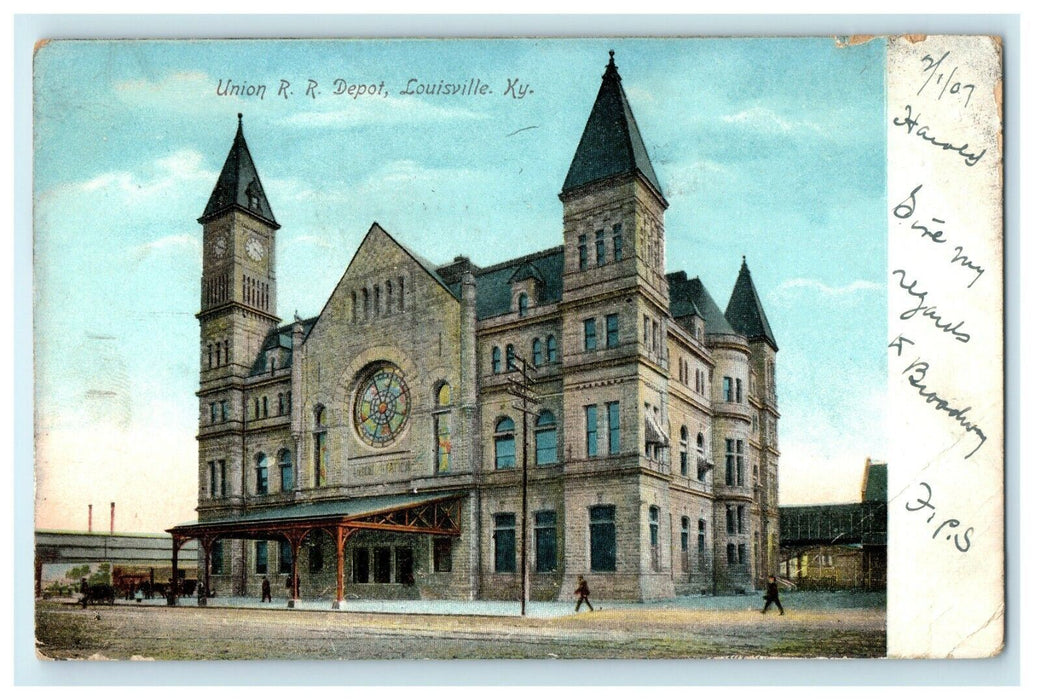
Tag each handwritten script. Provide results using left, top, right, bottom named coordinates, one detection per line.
left=905, top=482, right=973, bottom=552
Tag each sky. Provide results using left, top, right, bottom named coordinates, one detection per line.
left=33, top=37, right=887, bottom=533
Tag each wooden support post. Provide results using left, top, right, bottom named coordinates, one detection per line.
left=333, top=527, right=354, bottom=609
left=169, top=537, right=181, bottom=606
left=287, top=530, right=306, bottom=608
left=199, top=536, right=214, bottom=606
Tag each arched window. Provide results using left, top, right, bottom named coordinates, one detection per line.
left=278, top=393, right=285, bottom=416
left=535, top=410, right=558, bottom=466
left=373, top=285, right=380, bottom=318
left=531, top=338, right=542, bottom=367
left=506, top=344, right=516, bottom=371
left=207, top=344, right=213, bottom=369
left=313, top=406, right=327, bottom=487
left=681, top=515, right=691, bottom=572
left=362, top=288, right=370, bottom=320
left=434, top=383, right=452, bottom=474
left=491, top=346, right=502, bottom=374
left=255, top=453, right=269, bottom=495
left=546, top=334, right=558, bottom=364
left=386, top=280, right=394, bottom=314
left=518, top=293, right=529, bottom=317
left=649, top=505, right=661, bottom=571
left=679, top=425, right=689, bottom=477
left=278, top=449, right=293, bottom=491
left=494, top=417, right=516, bottom=469
left=698, top=519, right=707, bottom=560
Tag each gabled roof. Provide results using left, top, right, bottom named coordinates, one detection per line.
left=725, top=258, right=778, bottom=351
left=508, top=261, right=545, bottom=285
left=561, top=52, right=664, bottom=199
left=199, top=114, right=279, bottom=228
left=667, top=271, right=734, bottom=335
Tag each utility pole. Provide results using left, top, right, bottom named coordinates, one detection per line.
left=505, top=354, right=539, bottom=616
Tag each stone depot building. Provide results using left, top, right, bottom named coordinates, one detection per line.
left=169, top=54, right=781, bottom=605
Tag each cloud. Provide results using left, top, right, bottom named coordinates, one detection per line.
left=129, top=233, right=200, bottom=263
left=53, top=149, right=214, bottom=202
left=720, top=106, right=826, bottom=135
left=113, top=71, right=240, bottom=114
left=279, top=94, right=489, bottom=129
left=769, top=277, right=883, bottom=305
left=285, top=234, right=336, bottom=250
left=661, top=159, right=734, bottom=199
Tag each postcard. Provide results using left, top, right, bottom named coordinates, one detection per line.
left=30, top=34, right=1004, bottom=664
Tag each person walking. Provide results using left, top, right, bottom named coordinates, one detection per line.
left=261, top=576, right=272, bottom=603
left=574, top=575, right=593, bottom=612
left=761, top=575, right=784, bottom=615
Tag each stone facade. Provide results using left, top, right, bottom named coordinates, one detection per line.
left=193, top=56, right=780, bottom=602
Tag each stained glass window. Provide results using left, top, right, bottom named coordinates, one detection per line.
left=354, top=364, right=411, bottom=447
left=435, top=383, right=452, bottom=474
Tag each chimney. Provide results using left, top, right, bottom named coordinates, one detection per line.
left=88, top=504, right=93, bottom=532
left=110, top=502, right=115, bottom=534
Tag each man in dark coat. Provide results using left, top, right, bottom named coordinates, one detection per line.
left=574, top=575, right=593, bottom=612
left=762, top=575, right=784, bottom=615
left=261, top=576, right=272, bottom=602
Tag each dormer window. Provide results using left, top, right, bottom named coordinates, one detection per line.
left=518, top=293, right=529, bottom=317
left=246, top=178, right=262, bottom=211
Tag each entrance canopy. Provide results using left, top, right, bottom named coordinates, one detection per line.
left=165, top=491, right=464, bottom=606
left=168, top=491, right=464, bottom=542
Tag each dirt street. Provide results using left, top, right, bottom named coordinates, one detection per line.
left=35, top=601, right=885, bottom=660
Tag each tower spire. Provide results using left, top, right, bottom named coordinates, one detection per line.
left=561, top=51, right=664, bottom=200
left=198, top=114, right=279, bottom=228
left=725, top=259, right=778, bottom=350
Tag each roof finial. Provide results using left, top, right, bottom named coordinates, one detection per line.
left=604, top=49, right=619, bottom=79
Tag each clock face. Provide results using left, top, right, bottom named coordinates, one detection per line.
left=245, top=235, right=265, bottom=262
left=211, top=235, right=228, bottom=259
left=354, top=364, right=411, bottom=447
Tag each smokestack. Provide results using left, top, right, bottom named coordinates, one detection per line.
left=88, top=504, right=93, bottom=533
left=110, top=502, right=115, bottom=534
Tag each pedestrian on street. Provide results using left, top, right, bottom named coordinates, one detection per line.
left=261, top=576, right=272, bottom=602
left=574, top=575, right=593, bottom=612
left=761, top=575, right=784, bottom=615
left=285, top=575, right=293, bottom=598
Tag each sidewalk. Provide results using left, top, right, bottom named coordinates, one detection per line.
left=105, top=589, right=883, bottom=618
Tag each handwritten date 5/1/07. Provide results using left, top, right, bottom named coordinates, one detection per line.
left=918, top=51, right=976, bottom=108
left=906, top=482, right=973, bottom=552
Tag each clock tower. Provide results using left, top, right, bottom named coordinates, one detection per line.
left=197, top=113, right=280, bottom=427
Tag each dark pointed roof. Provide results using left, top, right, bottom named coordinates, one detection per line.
left=562, top=51, right=664, bottom=199
left=725, top=258, right=778, bottom=350
left=667, top=271, right=734, bottom=335
left=199, top=114, right=279, bottom=228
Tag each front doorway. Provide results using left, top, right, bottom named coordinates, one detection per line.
left=395, top=547, right=414, bottom=586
